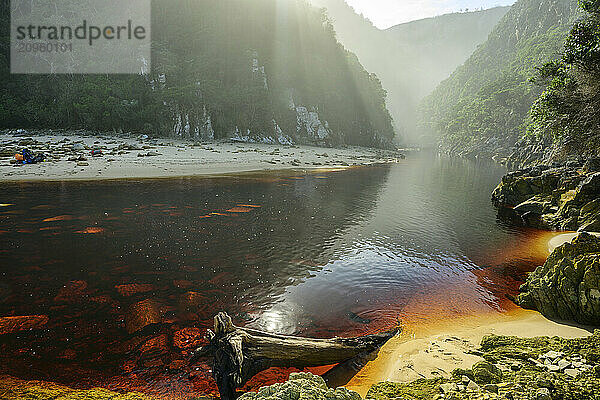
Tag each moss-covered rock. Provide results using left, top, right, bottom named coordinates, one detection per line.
left=367, top=332, right=600, bottom=400
left=492, top=165, right=600, bottom=232
left=0, top=375, right=153, bottom=400
left=516, top=232, right=600, bottom=325
left=238, top=373, right=361, bottom=400
left=471, top=361, right=502, bottom=384
left=366, top=378, right=445, bottom=400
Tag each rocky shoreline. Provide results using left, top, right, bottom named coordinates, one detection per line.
left=491, top=160, right=600, bottom=232
left=489, top=158, right=600, bottom=326
left=223, top=331, right=600, bottom=400
left=0, top=130, right=405, bottom=182
left=516, top=233, right=600, bottom=326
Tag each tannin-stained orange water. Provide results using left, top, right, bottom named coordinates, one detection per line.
left=0, top=154, right=562, bottom=398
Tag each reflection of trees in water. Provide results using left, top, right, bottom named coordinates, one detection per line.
left=0, top=167, right=391, bottom=394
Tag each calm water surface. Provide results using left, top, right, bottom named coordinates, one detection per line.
left=0, top=153, right=551, bottom=397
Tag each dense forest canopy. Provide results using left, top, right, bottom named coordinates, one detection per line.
left=0, top=0, right=395, bottom=148
left=418, top=0, right=580, bottom=156
left=527, top=0, right=600, bottom=158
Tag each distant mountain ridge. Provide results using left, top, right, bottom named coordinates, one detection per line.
left=419, top=0, right=580, bottom=158
left=309, top=0, right=509, bottom=143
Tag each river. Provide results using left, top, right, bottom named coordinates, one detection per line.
left=0, top=153, right=556, bottom=398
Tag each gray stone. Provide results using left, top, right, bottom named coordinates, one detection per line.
left=439, top=383, right=459, bottom=393
left=466, top=380, right=480, bottom=392
left=564, top=368, right=579, bottom=377
left=547, top=364, right=561, bottom=372
left=543, top=351, right=563, bottom=360
left=557, top=359, right=570, bottom=370
left=534, top=387, right=551, bottom=400
left=483, top=384, right=498, bottom=393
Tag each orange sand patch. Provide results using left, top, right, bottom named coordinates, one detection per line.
left=226, top=207, right=253, bottom=213
left=76, top=227, right=105, bottom=234
left=43, top=215, right=74, bottom=222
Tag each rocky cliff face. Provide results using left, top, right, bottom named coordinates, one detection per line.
left=517, top=233, right=600, bottom=325
left=492, top=160, right=600, bottom=232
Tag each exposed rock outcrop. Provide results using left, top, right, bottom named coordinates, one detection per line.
left=367, top=332, right=600, bottom=400
left=516, top=233, right=600, bottom=325
left=238, top=372, right=361, bottom=400
left=492, top=161, right=600, bottom=232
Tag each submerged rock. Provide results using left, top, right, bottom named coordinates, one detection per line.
left=53, top=280, right=89, bottom=303
left=115, top=284, right=154, bottom=297
left=0, top=315, right=49, bottom=335
left=238, top=372, right=361, bottom=400
left=517, top=232, right=600, bottom=325
left=125, top=299, right=166, bottom=334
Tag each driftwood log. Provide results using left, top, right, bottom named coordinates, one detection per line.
left=191, top=312, right=399, bottom=400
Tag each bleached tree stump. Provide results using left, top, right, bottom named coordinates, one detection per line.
left=191, top=312, right=399, bottom=400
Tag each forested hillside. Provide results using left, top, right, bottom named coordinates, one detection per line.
left=525, top=0, right=600, bottom=161
left=309, top=0, right=509, bottom=143
left=0, top=0, right=394, bottom=148
left=419, top=0, right=580, bottom=158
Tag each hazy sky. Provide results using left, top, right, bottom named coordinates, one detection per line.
left=345, top=0, right=516, bottom=28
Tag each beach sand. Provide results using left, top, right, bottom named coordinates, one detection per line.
left=345, top=230, right=593, bottom=396
left=0, top=132, right=405, bottom=182
left=346, top=308, right=591, bottom=396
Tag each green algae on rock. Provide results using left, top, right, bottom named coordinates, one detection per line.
left=0, top=374, right=153, bottom=400
left=366, top=332, right=600, bottom=400
left=491, top=163, right=600, bottom=232
left=238, top=373, right=361, bottom=400
left=517, top=232, right=600, bottom=326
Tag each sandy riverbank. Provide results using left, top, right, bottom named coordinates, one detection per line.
left=346, top=231, right=594, bottom=396
left=346, top=308, right=592, bottom=397
left=0, top=132, right=405, bottom=182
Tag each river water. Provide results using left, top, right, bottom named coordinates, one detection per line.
left=0, top=153, right=554, bottom=398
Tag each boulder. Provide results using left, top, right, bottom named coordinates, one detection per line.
left=53, top=280, right=89, bottom=303
left=471, top=361, right=503, bottom=384
left=238, top=372, right=361, bottom=400
left=0, top=315, right=49, bottom=335
left=115, top=284, right=154, bottom=297
left=517, top=233, right=600, bottom=325
left=493, top=164, right=600, bottom=232
left=583, top=158, right=600, bottom=173
left=125, top=299, right=166, bottom=334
